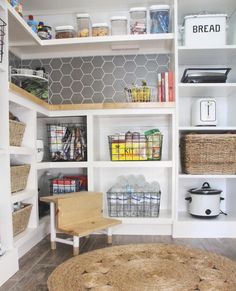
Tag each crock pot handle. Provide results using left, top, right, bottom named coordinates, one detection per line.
left=202, top=182, right=210, bottom=189
left=220, top=197, right=225, bottom=201
left=185, top=197, right=192, bottom=203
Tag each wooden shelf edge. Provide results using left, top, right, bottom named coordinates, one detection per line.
left=50, top=102, right=175, bottom=111
left=9, top=84, right=175, bottom=111
left=9, top=83, right=50, bottom=110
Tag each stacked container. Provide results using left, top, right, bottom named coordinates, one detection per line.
left=92, top=23, right=109, bottom=36
left=55, top=26, right=76, bottom=39
left=129, top=7, right=147, bottom=34
left=111, top=16, right=127, bottom=35
left=150, top=5, right=170, bottom=33
left=76, top=14, right=91, bottom=37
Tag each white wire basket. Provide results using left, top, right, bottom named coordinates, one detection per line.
left=125, top=85, right=157, bottom=103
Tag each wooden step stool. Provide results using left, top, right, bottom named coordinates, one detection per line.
left=40, top=192, right=121, bottom=255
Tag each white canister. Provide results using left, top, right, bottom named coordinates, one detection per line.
left=111, top=16, right=127, bottom=35
left=36, top=140, right=44, bottom=162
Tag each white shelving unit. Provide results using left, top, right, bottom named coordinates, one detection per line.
left=1, top=0, right=236, bottom=286
left=175, top=0, right=236, bottom=238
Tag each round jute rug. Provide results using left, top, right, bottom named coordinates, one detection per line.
left=47, top=244, right=236, bottom=291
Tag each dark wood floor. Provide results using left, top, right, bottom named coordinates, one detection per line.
left=1, top=235, right=236, bottom=291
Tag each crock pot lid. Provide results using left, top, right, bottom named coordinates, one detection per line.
left=189, top=182, right=222, bottom=195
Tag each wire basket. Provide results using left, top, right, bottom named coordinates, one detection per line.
left=47, top=123, right=87, bottom=161
left=0, top=18, right=7, bottom=64
left=107, top=190, right=161, bottom=217
left=108, top=132, right=163, bottom=161
left=125, top=86, right=157, bottom=102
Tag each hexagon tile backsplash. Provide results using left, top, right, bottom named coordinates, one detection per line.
left=12, top=53, right=170, bottom=104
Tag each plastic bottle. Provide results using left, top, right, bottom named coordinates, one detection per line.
left=27, top=15, right=38, bottom=33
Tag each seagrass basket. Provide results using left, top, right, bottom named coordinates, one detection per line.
left=10, top=165, right=31, bottom=193
left=9, top=119, right=26, bottom=146
left=181, top=133, right=236, bottom=174
left=12, top=203, right=32, bottom=237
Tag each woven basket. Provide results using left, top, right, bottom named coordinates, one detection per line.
left=10, top=165, right=30, bottom=193
left=9, top=119, right=26, bottom=146
left=181, top=133, right=236, bottom=174
left=12, top=203, right=32, bottom=237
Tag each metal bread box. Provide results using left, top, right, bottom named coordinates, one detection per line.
left=183, top=14, right=227, bottom=47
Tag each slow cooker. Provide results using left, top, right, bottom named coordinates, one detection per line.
left=185, top=182, right=224, bottom=217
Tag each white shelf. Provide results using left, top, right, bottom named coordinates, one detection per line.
left=118, top=209, right=172, bottom=224
left=179, top=126, right=236, bottom=131
left=7, top=2, right=174, bottom=59
left=37, top=161, right=88, bottom=169
left=9, top=146, right=35, bottom=155
left=179, top=174, right=236, bottom=179
left=11, top=190, right=36, bottom=204
left=178, top=83, right=236, bottom=97
left=11, top=74, right=48, bottom=83
left=178, top=45, right=236, bottom=65
left=178, top=211, right=236, bottom=223
left=93, top=161, right=173, bottom=168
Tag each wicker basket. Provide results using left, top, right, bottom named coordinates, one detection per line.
left=9, top=119, right=26, bottom=146
left=12, top=203, right=32, bottom=237
left=181, top=133, right=236, bottom=174
left=10, top=165, right=30, bottom=193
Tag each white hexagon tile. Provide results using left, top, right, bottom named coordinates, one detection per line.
left=10, top=52, right=170, bottom=104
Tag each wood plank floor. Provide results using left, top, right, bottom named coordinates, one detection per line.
left=1, top=235, right=236, bottom=291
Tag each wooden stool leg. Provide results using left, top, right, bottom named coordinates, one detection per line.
left=50, top=202, right=57, bottom=251
left=73, top=236, right=80, bottom=256
left=107, top=228, right=112, bottom=244
left=51, top=241, right=56, bottom=250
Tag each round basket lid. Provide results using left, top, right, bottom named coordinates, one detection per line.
left=189, top=182, right=222, bottom=195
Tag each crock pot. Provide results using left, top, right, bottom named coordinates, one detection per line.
left=185, top=182, right=224, bottom=217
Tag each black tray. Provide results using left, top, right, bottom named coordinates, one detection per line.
left=181, top=68, right=231, bottom=83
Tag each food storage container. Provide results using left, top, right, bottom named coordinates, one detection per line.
left=37, top=25, right=52, bottom=40
left=55, top=25, right=76, bottom=39
left=129, top=7, right=147, bottom=34
left=111, top=16, right=127, bottom=35
left=92, top=23, right=109, bottom=36
left=150, top=5, right=170, bottom=33
left=183, top=14, right=227, bottom=47
left=76, top=13, right=91, bottom=37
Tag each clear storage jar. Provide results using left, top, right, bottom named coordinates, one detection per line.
left=92, top=23, right=109, bottom=36
left=150, top=5, right=170, bottom=33
left=111, top=16, right=127, bottom=35
left=55, top=25, right=76, bottom=39
left=129, top=7, right=147, bottom=34
left=76, top=13, right=91, bottom=37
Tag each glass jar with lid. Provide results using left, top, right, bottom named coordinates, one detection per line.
left=76, top=13, right=91, bottom=37
left=111, top=16, right=127, bottom=35
left=92, top=23, right=109, bottom=36
left=150, top=5, right=170, bottom=33
left=55, top=25, right=76, bottom=39
left=129, top=7, right=147, bottom=34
